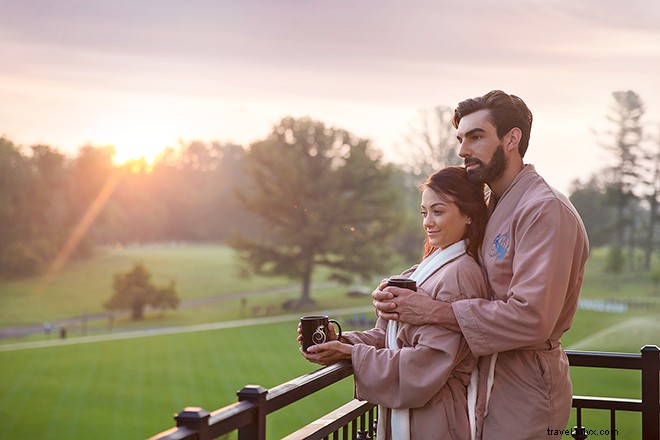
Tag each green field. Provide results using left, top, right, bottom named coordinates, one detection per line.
left=0, top=243, right=389, bottom=334
left=0, top=244, right=294, bottom=327
left=0, top=320, right=357, bottom=439
left=0, top=243, right=658, bottom=439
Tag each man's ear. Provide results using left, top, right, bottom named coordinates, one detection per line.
left=504, top=127, right=522, bottom=153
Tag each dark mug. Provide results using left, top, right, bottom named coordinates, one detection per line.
left=300, top=315, right=342, bottom=352
left=387, top=276, right=417, bottom=291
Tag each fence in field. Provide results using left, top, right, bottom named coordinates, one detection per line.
left=148, top=345, right=659, bottom=440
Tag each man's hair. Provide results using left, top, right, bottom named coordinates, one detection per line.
left=451, top=90, right=533, bottom=157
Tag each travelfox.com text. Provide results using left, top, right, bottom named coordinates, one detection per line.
left=548, top=428, right=618, bottom=437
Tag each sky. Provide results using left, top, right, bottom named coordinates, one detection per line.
left=1, top=0, right=660, bottom=194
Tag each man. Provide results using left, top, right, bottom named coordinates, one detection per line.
left=373, top=90, right=589, bottom=439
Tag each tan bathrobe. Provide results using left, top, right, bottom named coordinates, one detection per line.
left=344, top=253, right=489, bottom=440
left=453, top=165, right=589, bottom=440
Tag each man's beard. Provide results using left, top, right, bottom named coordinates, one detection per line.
left=465, top=143, right=506, bottom=184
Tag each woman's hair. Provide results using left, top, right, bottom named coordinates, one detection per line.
left=419, top=166, right=487, bottom=260
left=451, top=89, right=533, bottom=158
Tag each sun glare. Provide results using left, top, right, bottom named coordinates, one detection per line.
left=110, top=132, right=174, bottom=166
left=95, top=120, right=179, bottom=170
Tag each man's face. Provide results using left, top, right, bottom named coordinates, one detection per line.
left=456, top=109, right=507, bottom=185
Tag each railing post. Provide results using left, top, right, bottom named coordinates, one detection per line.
left=572, top=407, right=587, bottom=440
left=640, top=345, right=659, bottom=440
left=175, top=407, right=210, bottom=439
left=237, top=384, right=267, bottom=440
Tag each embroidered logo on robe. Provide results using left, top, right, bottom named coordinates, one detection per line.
left=489, top=233, right=511, bottom=260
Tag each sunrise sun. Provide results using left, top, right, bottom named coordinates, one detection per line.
left=94, top=117, right=180, bottom=167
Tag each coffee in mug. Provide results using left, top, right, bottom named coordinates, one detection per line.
left=300, top=315, right=342, bottom=352
left=387, top=276, right=417, bottom=291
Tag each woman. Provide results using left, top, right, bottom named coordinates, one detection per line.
left=300, top=166, right=489, bottom=440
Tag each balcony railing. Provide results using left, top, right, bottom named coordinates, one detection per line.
left=148, top=345, right=659, bottom=440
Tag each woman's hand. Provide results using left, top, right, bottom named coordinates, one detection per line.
left=300, top=341, right=353, bottom=366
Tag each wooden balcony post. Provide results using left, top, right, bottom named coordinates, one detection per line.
left=237, top=385, right=267, bottom=440
left=640, top=345, right=659, bottom=440
left=174, top=407, right=210, bottom=439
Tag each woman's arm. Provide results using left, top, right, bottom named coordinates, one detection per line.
left=352, top=326, right=466, bottom=409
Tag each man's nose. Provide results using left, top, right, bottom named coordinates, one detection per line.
left=458, top=142, right=469, bottom=158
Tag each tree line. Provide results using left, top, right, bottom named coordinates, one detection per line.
left=569, top=91, right=660, bottom=273
left=1, top=90, right=658, bottom=303
left=0, top=138, right=252, bottom=278
left=0, top=118, right=425, bottom=293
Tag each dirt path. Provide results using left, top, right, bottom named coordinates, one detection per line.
left=0, top=305, right=373, bottom=352
left=0, top=281, right=338, bottom=340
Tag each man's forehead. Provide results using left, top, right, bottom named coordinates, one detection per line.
left=456, top=109, right=495, bottom=134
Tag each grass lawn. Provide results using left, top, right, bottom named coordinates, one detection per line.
left=0, top=319, right=359, bottom=440
left=1, top=243, right=658, bottom=439
left=1, top=307, right=655, bottom=440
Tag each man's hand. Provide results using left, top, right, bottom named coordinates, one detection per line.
left=372, top=279, right=398, bottom=320
left=372, top=284, right=461, bottom=331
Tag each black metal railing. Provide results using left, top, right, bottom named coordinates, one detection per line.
left=148, top=345, right=659, bottom=440
left=565, top=345, right=659, bottom=440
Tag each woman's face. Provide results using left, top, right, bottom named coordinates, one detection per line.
left=421, top=188, right=470, bottom=250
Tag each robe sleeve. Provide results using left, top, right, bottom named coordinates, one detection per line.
left=453, top=198, right=585, bottom=356
left=351, top=258, right=483, bottom=409
left=343, top=317, right=388, bottom=348
left=342, top=266, right=418, bottom=348
left=351, top=324, right=464, bottom=409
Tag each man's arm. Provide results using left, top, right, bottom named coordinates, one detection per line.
left=372, top=285, right=461, bottom=332
left=453, top=199, right=589, bottom=356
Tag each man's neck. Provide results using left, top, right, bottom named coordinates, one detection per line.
left=488, top=162, right=525, bottom=200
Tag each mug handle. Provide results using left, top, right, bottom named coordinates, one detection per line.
left=329, top=319, right=342, bottom=340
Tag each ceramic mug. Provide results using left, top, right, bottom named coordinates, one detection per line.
left=300, top=315, right=342, bottom=352
left=387, top=276, right=417, bottom=291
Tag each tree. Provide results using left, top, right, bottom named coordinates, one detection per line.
left=605, top=244, right=624, bottom=280
left=397, top=106, right=462, bottom=179
left=569, top=176, right=616, bottom=248
left=68, top=145, right=119, bottom=254
left=230, top=117, right=403, bottom=308
left=104, top=262, right=180, bottom=320
left=0, top=139, right=72, bottom=278
left=640, top=126, right=660, bottom=270
left=598, top=91, right=645, bottom=250
left=117, top=140, right=251, bottom=243
left=0, top=138, right=37, bottom=277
